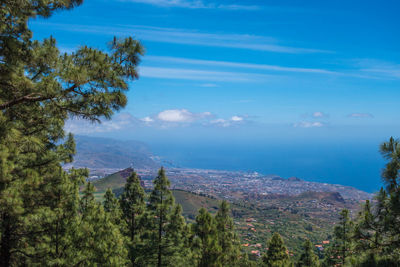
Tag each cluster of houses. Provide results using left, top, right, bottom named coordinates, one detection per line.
left=315, top=240, right=330, bottom=251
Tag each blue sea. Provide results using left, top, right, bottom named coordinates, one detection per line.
left=150, top=140, right=385, bottom=193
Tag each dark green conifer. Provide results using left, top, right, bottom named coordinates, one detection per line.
left=36, top=167, right=86, bottom=265
left=0, top=0, right=143, bottom=264
left=193, top=208, right=222, bottom=267
left=296, top=239, right=319, bottom=267
left=103, top=188, right=124, bottom=227
left=215, top=200, right=242, bottom=266
left=164, top=204, right=192, bottom=266
left=351, top=137, right=400, bottom=264
left=334, top=209, right=353, bottom=265
left=146, top=167, right=187, bottom=266
left=119, top=171, right=146, bottom=266
left=262, top=233, right=291, bottom=267
left=76, top=182, right=128, bottom=266
left=104, top=188, right=119, bottom=213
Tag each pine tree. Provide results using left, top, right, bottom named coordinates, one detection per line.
left=164, top=204, right=191, bottom=266
left=0, top=1, right=143, bottom=265
left=76, top=182, right=128, bottom=266
left=104, top=188, right=119, bottom=213
left=335, top=209, right=353, bottom=265
left=119, top=171, right=146, bottom=266
left=325, top=209, right=353, bottom=266
left=351, top=137, right=400, bottom=264
left=262, top=233, right=291, bottom=267
left=30, top=166, right=86, bottom=265
left=215, top=200, right=242, bottom=266
left=103, top=188, right=124, bottom=226
left=297, top=239, right=319, bottom=267
left=192, top=208, right=222, bottom=267
left=146, top=167, right=187, bottom=266
left=43, top=167, right=87, bottom=265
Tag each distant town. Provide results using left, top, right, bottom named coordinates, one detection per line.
left=69, top=165, right=371, bottom=202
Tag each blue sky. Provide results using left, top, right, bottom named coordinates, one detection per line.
left=30, top=0, right=399, bottom=190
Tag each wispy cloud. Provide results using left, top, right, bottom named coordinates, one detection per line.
left=37, top=23, right=329, bottom=54
left=210, top=115, right=246, bottom=127
left=146, top=56, right=336, bottom=75
left=121, top=0, right=260, bottom=10
left=348, top=113, right=374, bottom=118
left=353, top=59, right=400, bottom=80
left=293, top=121, right=325, bottom=128
left=139, top=66, right=276, bottom=82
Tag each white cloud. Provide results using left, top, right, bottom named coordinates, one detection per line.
left=149, top=110, right=248, bottom=128
left=293, top=121, right=325, bottom=128
left=157, top=109, right=195, bottom=122
left=140, top=116, right=154, bottom=122
left=122, top=0, right=260, bottom=10
left=312, top=111, right=328, bottom=118
left=231, top=115, right=244, bottom=121
left=210, top=115, right=246, bottom=127
left=65, top=109, right=250, bottom=133
left=154, top=109, right=214, bottom=124
left=348, top=113, right=374, bottom=118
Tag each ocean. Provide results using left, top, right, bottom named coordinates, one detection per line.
left=150, top=140, right=385, bottom=193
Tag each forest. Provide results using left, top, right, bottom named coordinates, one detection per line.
left=1, top=1, right=400, bottom=266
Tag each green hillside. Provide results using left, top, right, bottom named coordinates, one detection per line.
left=93, top=169, right=126, bottom=192
left=93, top=170, right=226, bottom=219
left=171, top=190, right=221, bottom=219
left=91, top=169, right=351, bottom=256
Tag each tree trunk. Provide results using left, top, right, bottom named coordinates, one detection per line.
left=0, top=213, right=12, bottom=267
left=158, top=192, right=163, bottom=267
left=131, top=214, right=136, bottom=267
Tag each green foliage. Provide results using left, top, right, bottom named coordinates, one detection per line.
left=262, top=233, right=291, bottom=267
left=0, top=0, right=143, bottom=265
left=35, top=166, right=85, bottom=265
left=144, top=167, right=189, bottom=266
left=103, top=188, right=124, bottom=226
left=296, top=239, right=319, bottom=267
left=322, top=209, right=353, bottom=266
left=215, top=200, right=242, bottom=266
left=76, top=182, right=128, bottom=266
left=321, top=137, right=400, bottom=266
left=119, top=171, right=146, bottom=266
left=350, top=137, right=400, bottom=264
left=193, top=208, right=222, bottom=267
left=379, top=137, right=400, bottom=192
left=104, top=188, right=120, bottom=213
left=332, top=209, right=353, bottom=265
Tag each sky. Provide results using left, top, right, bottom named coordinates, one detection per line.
left=29, top=0, right=400, bottom=191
